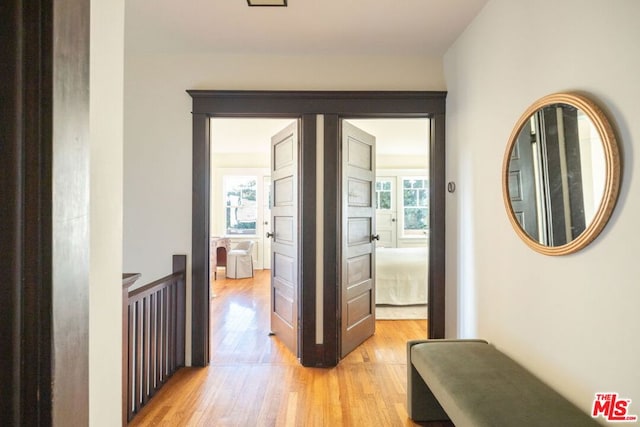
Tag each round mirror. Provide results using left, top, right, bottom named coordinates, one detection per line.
left=502, top=93, right=620, bottom=255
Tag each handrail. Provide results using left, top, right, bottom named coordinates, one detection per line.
left=128, top=272, right=184, bottom=301
left=123, top=255, right=186, bottom=425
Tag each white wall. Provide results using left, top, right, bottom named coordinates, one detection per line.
left=444, top=0, right=640, bottom=416
left=212, top=153, right=270, bottom=169
left=377, top=154, right=427, bottom=169
left=123, top=51, right=445, bottom=364
left=90, top=0, right=124, bottom=425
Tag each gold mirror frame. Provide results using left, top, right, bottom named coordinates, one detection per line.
left=502, top=93, right=621, bottom=255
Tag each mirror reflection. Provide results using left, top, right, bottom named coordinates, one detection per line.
left=507, top=103, right=606, bottom=247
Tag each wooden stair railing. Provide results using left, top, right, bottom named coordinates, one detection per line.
left=122, top=255, right=186, bottom=425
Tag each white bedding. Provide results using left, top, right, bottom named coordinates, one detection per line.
left=375, top=247, right=427, bottom=305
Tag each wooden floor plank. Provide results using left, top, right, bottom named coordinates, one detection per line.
left=129, top=269, right=452, bottom=426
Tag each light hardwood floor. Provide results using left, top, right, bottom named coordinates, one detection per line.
left=129, top=270, right=451, bottom=426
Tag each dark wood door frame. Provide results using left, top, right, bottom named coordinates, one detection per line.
left=2, top=0, right=90, bottom=424
left=188, top=90, right=447, bottom=367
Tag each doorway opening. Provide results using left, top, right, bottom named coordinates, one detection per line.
left=188, top=90, right=447, bottom=367
left=339, top=118, right=430, bottom=358
left=209, top=117, right=299, bottom=360
left=346, top=118, right=430, bottom=321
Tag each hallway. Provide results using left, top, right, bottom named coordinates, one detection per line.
left=129, top=270, right=448, bottom=426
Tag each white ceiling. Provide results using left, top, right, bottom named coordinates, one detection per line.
left=125, top=0, right=488, bottom=56
left=211, top=118, right=429, bottom=155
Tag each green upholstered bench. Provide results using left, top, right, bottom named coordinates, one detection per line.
left=407, top=339, right=599, bottom=426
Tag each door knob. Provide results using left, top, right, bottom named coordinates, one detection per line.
left=266, top=232, right=274, bottom=238
left=371, top=234, right=380, bottom=241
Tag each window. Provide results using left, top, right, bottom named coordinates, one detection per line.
left=375, top=179, right=392, bottom=210
left=402, top=177, right=428, bottom=236
left=224, top=176, right=258, bottom=235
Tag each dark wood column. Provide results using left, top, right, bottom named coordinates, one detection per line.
left=0, top=0, right=90, bottom=424
left=299, top=114, right=318, bottom=366
left=321, top=114, right=340, bottom=366
left=0, top=1, right=53, bottom=423
left=429, top=112, right=446, bottom=339
left=191, top=113, right=211, bottom=366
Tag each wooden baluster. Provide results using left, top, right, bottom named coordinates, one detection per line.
left=134, top=300, right=142, bottom=414
left=151, top=290, right=162, bottom=394
left=168, top=282, right=176, bottom=373
left=149, top=292, right=157, bottom=396
left=127, top=302, right=135, bottom=421
left=141, top=296, right=149, bottom=405
left=174, top=255, right=186, bottom=368
left=123, top=273, right=141, bottom=424
left=163, top=285, right=169, bottom=379
left=163, top=286, right=168, bottom=379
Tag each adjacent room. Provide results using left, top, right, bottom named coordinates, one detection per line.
left=208, top=117, right=430, bottom=325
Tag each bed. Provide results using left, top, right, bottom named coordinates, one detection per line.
left=375, top=247, right=428, bottom=305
